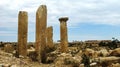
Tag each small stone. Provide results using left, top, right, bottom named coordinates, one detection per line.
left=3, top=64, right=11, bottom=67
left=0, top=64, right=3, bottom=67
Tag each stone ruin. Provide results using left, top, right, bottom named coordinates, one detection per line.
left=35, top=5, right=47, bottom=63
left=59, top=17, right=68, bottom=53
left=18, top=11, right=28, bottom=57
left=0, top=4, right=120, bottom=67
left=17, top=5, right=69, bottom=63
left=16, top=4, right=120, bottom=67
left=46, top=26, right=54, bottom=50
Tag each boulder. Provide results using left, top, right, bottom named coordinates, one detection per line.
left=98, top=49, right=109, bottom=57
left=4, top=44, right=14, bottom=53
left=111, top=63, right=120, bottom=67
left=76, top=50, right=82, bottom=56
left=84, top=48, right=95, bottom=58
left=27, top=47, right=37, bottom=61
left=110, top=48, right=120, bottom=56
left=54, top=53, right=81, bottom=67
left=93, top=57, right=120, bottom=67
left=79, top=64, right=84, bottom=67
left=27, top=47, right=35, bottom=55
left=46, top=50, right=61, bottom=63
left=64, top=55, right=82, bottom=66
left=95, top=56, right=120, bottom=63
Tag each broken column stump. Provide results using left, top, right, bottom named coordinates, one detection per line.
left=46, top=26, right=54, bottom=51
left=18, top=11, right=28, bottom=57
left=59, top=17, right=69, bottom=53
left=35, top=5, right=47, bottom=63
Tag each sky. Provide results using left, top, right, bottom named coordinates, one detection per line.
left=0, top=0, right=120, bottom=42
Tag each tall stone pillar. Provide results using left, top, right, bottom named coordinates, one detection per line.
left=46, top=26, right=54, bottom=49
left=59, top=17, right=68, bottom=53
left=35, top=5, right=47, bottom=63
left=18, top=11, right=28, bottom=57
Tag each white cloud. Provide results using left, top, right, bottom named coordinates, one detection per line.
left=1, top=0, right=120, bottom=41
left=1, top=0, right=120, bottom=27
left=0, top=31, right=17, bottom=36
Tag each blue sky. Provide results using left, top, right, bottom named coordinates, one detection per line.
left=0, top=0, right=120, bottom=42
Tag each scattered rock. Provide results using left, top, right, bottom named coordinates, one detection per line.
left=4, top=44, right=14, bottom=53
left=98, top=49, right=109, bottom=57
left=111, top=63, right=120, bottom=67
left=84, top=48, right=95, bottom=58
left=110, top=48, right=120, bottom=57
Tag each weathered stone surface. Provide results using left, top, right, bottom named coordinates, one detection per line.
left=54, top=53, right=81, bottom=67
left=98, top=49, right=109, bottom=57
left=59, top=17, right=68, bottom=53
left=84, top=48, right=95, bottom=58
left=94, top=57, right=120, bottom=67
left=95, top=56, right=120, bottom=63
left=18, top=11, right=28, bottom=57
left=68, top=47, right=80, bottom=56
left=35, top=5, right=47, bottom=63
left=110, top=48, right=120, bottom=57
left=111, top=63, right=120, bottom=67
left=54, top=53, right=72, bottom=67
left=4, top=44, right=14, bottom=53
left=27, top=47, right=38, bottom=61
left=46, top=26, right=54, bottom=49
left=46, top=50, right=61, bottom=63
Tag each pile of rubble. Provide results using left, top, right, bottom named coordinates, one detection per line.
left=0, top=50, right=55, bottom=67
left=0, top=50, right=31, bottom=67
left=0, top=46, right=120, bottom=67
left=1, top=4, right=120, bottom=67
left=46, top=47, right=120, bottom=67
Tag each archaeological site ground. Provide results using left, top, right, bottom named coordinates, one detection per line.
left=0, top=5, right=120, bottom=67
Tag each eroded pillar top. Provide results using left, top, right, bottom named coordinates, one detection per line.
left=37, top=5, right=47, bottom=16
left=19, top=11, right=28, bottom=15
left=59, top=17, right=69, bottom=22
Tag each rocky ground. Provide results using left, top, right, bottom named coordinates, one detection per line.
left=0, top=50, right=55, bottom=67
left=0, top=43, right=120, bottom=67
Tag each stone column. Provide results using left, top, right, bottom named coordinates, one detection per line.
left=59, top=17, right=68, bottom=53
left=46, top=26, right=54, bottom=49
left=35, top=5, right=47, bottom=63
left=18, top=11, right=28, bottom=57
